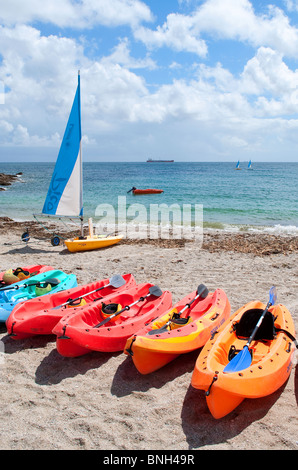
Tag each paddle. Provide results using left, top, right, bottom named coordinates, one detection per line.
left=93, top=285, right=163, bottom=328
left=224, top=286, right=277, bottom=373
left=147, top=283, right=209, bottom=335
left=51, top=274, right=126, bottom=310
left=127, top=186, right=136, bottom=193
left=0, top=278, right=60, bottom=292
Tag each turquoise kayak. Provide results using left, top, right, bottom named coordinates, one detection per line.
left=0, top=270, right=77, bottom=322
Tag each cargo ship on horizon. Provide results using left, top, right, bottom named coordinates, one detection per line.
left=146, top=158, right=174, bottom=162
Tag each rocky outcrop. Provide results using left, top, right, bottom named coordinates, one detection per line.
left=0, top=172, right=22, bottom=190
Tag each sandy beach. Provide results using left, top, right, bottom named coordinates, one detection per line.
left=0, top=219, right=297, bottom=450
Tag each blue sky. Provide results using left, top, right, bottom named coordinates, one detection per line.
left=1, top=0, right=298, bottom=162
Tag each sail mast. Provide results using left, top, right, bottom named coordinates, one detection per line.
left=78, top=70, right=84, bottom=237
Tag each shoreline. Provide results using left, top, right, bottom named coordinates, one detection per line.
left=1, top=216, right=297, bottom=256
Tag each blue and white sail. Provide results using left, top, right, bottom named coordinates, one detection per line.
left=248, top=160, right=252, bottom=169
left=42, top=72, right=83, bottom=219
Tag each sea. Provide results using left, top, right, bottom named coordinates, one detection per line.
left=0, top=161, right=297, bottom=236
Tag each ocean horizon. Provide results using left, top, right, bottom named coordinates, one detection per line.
left=1, top=161, right=297, bottom=236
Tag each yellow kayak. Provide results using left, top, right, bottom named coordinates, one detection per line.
left=64, top=235, right=123, bottom=253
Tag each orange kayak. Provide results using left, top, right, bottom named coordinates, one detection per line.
left=191, top=300, right=297, bottom=419
left=124, top=287, right=230, bottom=374
left=7, top=274, right=135, bottom=340
left=53, top=283, right=172, bottom=357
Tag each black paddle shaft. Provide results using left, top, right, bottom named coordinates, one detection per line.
left=93, top=285, right=163, bottom=328
left=181, top=284, right=209, bottom=318
left=93, top=295, right=147, bottom=328
left=0, top=278, right=60, bottom=292
left=147, top=284, right=209, bottom=335
left=52, top=275, right=126, bottom=310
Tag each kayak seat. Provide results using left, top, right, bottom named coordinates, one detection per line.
left=101, top=303, right=122, bottom=324
left=234, top=308, right=276, bottom=341
left=169, top=316, right=192, bottom=330
left=227, top=308, right=277, bottom=363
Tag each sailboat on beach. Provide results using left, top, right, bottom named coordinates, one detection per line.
left=34, top=71, right=123, bottom=253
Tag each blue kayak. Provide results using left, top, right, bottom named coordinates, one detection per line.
left=0, top=269, right=77, bottom=322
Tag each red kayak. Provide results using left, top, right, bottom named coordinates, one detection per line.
left=0, top=265, right=53, bottom=286
left=127, top=186, right=164, bottom=195
left=6, top=274, right=135, bottom=340
left=53, top=283, right=172, bottom=357
left=133, top=189, right=163, bottom=195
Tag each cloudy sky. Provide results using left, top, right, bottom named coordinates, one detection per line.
left=1, top=0, right=298, bottom=162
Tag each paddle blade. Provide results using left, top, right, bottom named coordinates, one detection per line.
left=223, top=345, right=252, bottom=373
left=149, top=285, right=163, bottom=297
left=269, top=286, right=277, bottom=306
left=196, top=284, right=209, bottom=299
left=109, top=275, right=126, bottom=288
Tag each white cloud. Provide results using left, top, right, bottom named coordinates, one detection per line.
left=240, top=46, right=298, bottom=97
left=0, top=24, right=85, bottom=146
left=190, top=46, right=298, bottom=118
left=83, top=61, right=149, bottom=122
left=285, top=0, right=298, bottom=11
left=0, top=119, right=13, bottom=133
left=80, top=0, right=153, bottom=28
left=135, top=11, right=208, bottom=56
left=1, top=1, right=298, bottom=161
left=101, top=37, right=157, bottom=70
left=0, top=80, right=4, bottom=104
left=0, top=21, right=297, bottom=157
left=0, top=0, right=153, bottom=29
left=134, top=0, right=298, bottom=58
left=0, top=23, right=153, bottom=146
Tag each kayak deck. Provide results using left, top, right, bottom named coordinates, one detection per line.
left=124, top=288, right=230, bottom=374
left=6, top=274, right=135, bottom=339
left=53, top=283, right=172, bottom=357
left=191, top=301, right=297, bottom=418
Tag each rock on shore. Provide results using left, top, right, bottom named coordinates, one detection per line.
left=0, top=172, right=22, bottom=190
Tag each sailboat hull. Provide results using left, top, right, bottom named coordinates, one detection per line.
left=64, top=235, right=123, bottom=252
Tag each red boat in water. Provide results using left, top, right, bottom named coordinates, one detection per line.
left=6, top=274, right=135, bottom=340
left=127, top=186, right=164, bottom=195
left=53, top=283, right=172, bottom=357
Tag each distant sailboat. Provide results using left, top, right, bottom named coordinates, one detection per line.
left=35, top=71, right=123, bottom=252
left=235, top=160, right=241, bottom=170
left=247, top=160, right=252, bottom=170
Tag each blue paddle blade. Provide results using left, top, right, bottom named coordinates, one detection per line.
left=269, top=286, right=277, bottom=306
left=223, top=345, right=252, bottom=373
